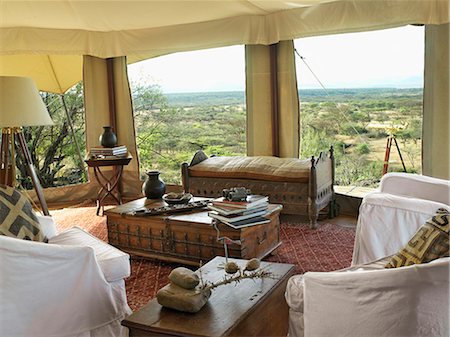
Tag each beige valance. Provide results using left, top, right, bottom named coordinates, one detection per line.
left=1, top=0, right=448, bottom=93
left=1, top=1, right=448, bottom=60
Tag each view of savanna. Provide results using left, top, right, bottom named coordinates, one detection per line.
left=131, top=86, right=422, bottom=187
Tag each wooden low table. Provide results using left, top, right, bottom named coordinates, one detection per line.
left=105, top=197, right=282, bottom=266
left=122, top=256, right=295, bottom=336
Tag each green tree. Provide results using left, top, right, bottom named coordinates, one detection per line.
left=17, top=83, right=86, bottom=189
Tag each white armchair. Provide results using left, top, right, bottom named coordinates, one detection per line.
left=352, top=173, right=450, bottom=265
left=285, top=257, right=450, bottom=337
left=0, top=216, right=132, bottom=337
left=285, top=173, right=450, bottom=337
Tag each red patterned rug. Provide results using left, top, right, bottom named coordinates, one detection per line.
left=52, top=207, right=355, bottom=311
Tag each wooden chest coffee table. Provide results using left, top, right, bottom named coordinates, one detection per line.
left=122, top=256, right=295, bottom=336
left=105, top=197, right=282, bottom=266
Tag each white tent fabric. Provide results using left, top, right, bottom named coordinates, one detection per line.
left=0, top=55, right=82, bottom=94
left=0, top=0, right=449, bottom=93
left=1, top=0, right=448, bottom=58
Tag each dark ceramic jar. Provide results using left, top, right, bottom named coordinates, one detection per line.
left=143, top=171, right=166, bottom=199
left=99, top=126, right=117, bottom=147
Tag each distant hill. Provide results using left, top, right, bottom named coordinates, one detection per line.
left=164, top=88, right=422, bottom=107
left=165, top=91, right=245, bottom=107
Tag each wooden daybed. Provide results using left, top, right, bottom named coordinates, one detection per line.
left=181, top=147, right=335, bottom=228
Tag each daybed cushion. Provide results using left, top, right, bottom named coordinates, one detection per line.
left=188, top=156, right=311, bottom=182
left=49, top=226, right=130, bottom=282
left=0, top=185, right=45, bottom=242
left=385, top=208, right=449, bottom=268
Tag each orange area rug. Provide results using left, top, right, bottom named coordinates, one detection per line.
left=52, top=207, right=355, bottom=311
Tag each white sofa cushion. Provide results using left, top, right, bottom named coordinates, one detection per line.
left=36, top=214, right=57, bottom=239
left=49, top=226, right=130, bottom=282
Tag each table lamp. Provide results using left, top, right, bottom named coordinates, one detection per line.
left=0, top=76, right=53, bottom=215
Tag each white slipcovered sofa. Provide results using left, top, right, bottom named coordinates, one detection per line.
left=352, top=172, right=450, bottom=265
left=285, top=173, right=450, bottom=337
left=0, top=215, right=132, bottom=337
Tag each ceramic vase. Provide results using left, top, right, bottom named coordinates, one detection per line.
left=99, top=126, right=118, bottom=147
left=143, top=171, right=166, bottom=199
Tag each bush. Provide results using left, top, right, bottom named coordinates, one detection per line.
left=356, top=143, right=370, bottom=155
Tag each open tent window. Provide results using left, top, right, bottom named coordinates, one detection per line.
left=128, top=45, right=246, bottom=185
left=15, top=82, right=87, bottom=190
left=295, top=25, right=424, bottom=189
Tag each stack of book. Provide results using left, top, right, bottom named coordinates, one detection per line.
left=90, top=145, right=128, bottom=158
left=207, top=195, right=270, bottom=229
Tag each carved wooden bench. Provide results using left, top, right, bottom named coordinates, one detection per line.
left=181, top=147, right=335, bottom=228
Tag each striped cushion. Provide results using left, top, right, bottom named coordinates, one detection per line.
left=0, top=185, right=45, bottom=242
left=385, top=208, right=449, bottom=268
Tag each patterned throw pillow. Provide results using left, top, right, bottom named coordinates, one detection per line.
left=0, top=185, right=45, bottom=242
left=385, top=208, right=449, bottom=268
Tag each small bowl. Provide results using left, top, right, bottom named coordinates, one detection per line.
left=162, top=193, right=193, bottom=205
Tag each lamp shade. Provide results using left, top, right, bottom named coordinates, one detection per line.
left=0, top=76, right=53, bottom=127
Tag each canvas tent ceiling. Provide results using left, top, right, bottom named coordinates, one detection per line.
left=0, top=0, right=449, bottom=93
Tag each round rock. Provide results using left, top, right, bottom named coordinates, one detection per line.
left=169, top=267, right=200, bottom=289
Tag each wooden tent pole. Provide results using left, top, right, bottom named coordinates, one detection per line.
left=269, top=43, right=280, bottom=157
left=106, top=58, right=117, bottom=131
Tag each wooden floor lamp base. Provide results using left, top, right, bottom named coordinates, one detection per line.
left=0, top=129, right=50, bottom=215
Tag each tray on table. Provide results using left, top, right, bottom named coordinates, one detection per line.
left=124, top=199, right=211, bottom=216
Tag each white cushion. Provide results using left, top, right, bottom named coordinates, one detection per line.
left=36, top=214, right=57, bottom=239
left=49, top=226, right=130, bottom=282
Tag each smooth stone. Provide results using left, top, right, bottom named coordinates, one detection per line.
left=169, top=267, right=200, bottom=289
left=156, top=283, right=211, bottom=313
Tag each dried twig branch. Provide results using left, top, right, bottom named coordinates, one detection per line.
left=200, top=268, right=277, bottom=292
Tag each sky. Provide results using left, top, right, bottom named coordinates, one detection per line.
left=127, top=25, right=424, bottom=93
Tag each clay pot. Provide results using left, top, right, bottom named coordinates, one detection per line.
left=143, top=171, right=166, bottom=199
left=99, top=126, right=117, bottom=147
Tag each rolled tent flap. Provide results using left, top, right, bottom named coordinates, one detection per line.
left=423, top=23, right=450, bottom=179
left=83, top=55, right=142, bottom=198
left=246, top=41, right=300, bottom=158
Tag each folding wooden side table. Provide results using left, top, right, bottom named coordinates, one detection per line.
left=85, top=154, right=132, bottom=215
